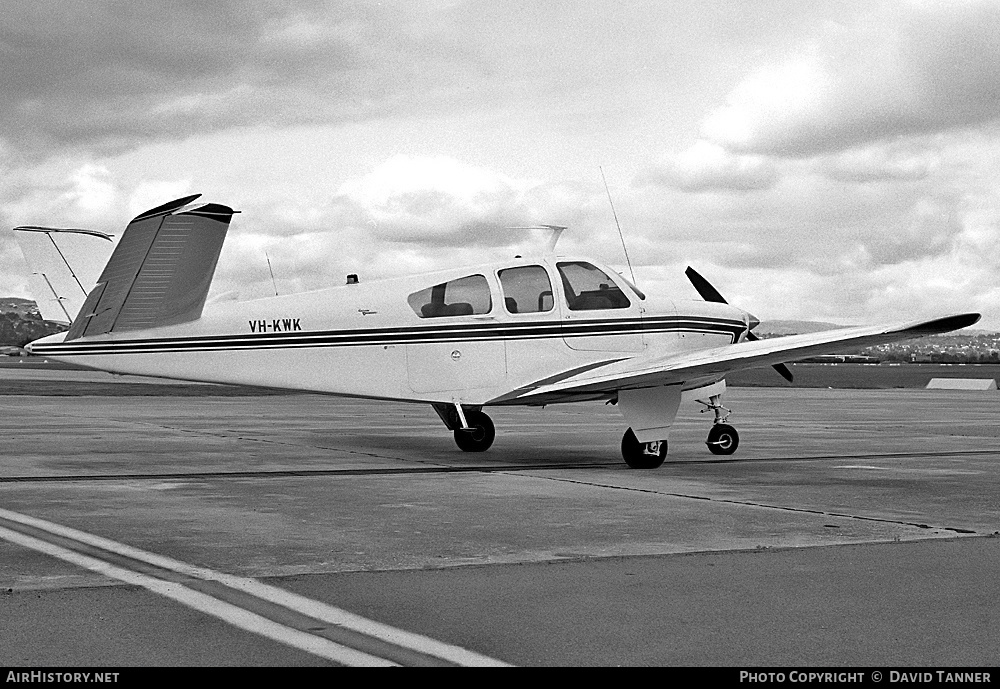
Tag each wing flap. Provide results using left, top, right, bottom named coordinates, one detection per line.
left=512, top=313, right=982, bottom=400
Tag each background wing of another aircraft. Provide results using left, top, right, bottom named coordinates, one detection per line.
left=12, top=227, right=115, bottom=324
left=506, top=313, right=981, bottom=402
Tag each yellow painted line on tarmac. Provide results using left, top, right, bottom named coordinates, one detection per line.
left=0, top=507, right=511, bottom=667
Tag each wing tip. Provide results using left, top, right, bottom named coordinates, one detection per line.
left=902, top=312, right=982, bottom=336
left=180, top=202, right=237, bottom=221
left=130, top=194, right=203, bottom=223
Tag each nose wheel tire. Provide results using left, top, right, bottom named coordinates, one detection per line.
left=706, top=423, right=739, bottom=456
left=454, top=410, right=496, bottom=452
left=621, top=428, right=668, bottom=469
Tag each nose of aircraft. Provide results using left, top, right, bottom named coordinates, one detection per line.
left=745, top=311, right=760, bottom=332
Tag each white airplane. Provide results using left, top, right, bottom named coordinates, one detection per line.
left=20, top=195, right=981, bottom=468
left=12, top=225, right=115, bottom=324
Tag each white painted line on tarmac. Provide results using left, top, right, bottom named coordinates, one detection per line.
left=0, top=507, right=511, bottom=667
left=0, top=524, right=396, bottom=667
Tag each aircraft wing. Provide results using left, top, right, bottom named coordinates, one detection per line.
left=501, top=313, right=981, bottom=403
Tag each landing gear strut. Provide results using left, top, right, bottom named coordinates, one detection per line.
left=699, top=394, right=739, bottom=456
left=621, top=428, right=668, bottom=469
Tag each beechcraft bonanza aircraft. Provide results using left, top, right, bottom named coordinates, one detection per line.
left=18, top=195, right=981, bottom=468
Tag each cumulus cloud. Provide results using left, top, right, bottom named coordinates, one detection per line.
left=205, top=154, right=599, bottom=297
left=57, top=164, right=117, bottom=220
left=702, top=0, right=1000, bottom=156
left=628, top=145, right=975, bottom=277
left=638, top=2, right=1000, bottom=326
left=329, top=155, right=585, bottom=246
left=127, top=180, right=194, bottom=219
left=624, top=127, right=1000, bottom=327
left=0, top=150, right=599, bottom=302
left=817, top=141, right=938, bottom=183
left=334, top=155, right=525, bottom=242
left=1, top=160, right=123, bottom=230
left=638, top=140, right=780, bottom=192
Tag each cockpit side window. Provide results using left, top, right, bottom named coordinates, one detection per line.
left=556, top=262, right=631, bottom=311
left=498, top=265, right=553, bottom=314
left=407, top=274, right=492, bottom=318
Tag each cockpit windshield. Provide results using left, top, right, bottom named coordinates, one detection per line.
left=557, top=262, right=631, bottom=310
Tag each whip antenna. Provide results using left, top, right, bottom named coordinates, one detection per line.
left=265, top=252, right=278, bottom=296
left=600, top=166, right=637, bottom=287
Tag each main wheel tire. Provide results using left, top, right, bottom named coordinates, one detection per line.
left=621, top=427, right=668, bottom=469
left=454, top=410, right=496, bottom=452
left=706, top=423, right=739, bottom=455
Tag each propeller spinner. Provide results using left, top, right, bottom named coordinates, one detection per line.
left=684, top=267, right=794, bottom=383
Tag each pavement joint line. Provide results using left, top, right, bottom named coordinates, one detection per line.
left=660, top=449, right=1000, bottom=465
left=0, top=462, right=622, bottom=483
left=0, top=507, right=513, bottom=668
left=8, top=408, right=459, bottom=466
left=1, top=447, right=996, bottom=483
left=520, top=474, right=986, bottom=535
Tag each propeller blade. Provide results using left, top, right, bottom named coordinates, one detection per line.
left=687, top=266, right=795, bottom=385
left=685, top=266, right=728, bottom=304
left=772, top=362, right=794, bottom=383
left=745, top=331, right=794, bottom=382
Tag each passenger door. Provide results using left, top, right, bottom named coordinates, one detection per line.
left=405, top=274, right=506, bottom=393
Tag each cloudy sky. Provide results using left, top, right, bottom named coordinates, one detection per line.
left=2, top=0, right=999, bottom=328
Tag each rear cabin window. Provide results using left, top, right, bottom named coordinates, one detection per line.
left=407, top=274, right=492, bottom=318
left=498, top=265, right=553, bottom=314
left=557, top=262, right=631, bottom=311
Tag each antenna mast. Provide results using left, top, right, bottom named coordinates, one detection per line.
left=265, top=252, right=278, bottom=297
left=600, top=166, right=637, bottom=287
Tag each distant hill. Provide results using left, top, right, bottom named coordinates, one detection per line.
left=757, top=319, right=995, bottom=336
left=0, top=297, right=39, bottom=316
left=0, top=297, right=67, bottom=347
left=755, top=320, right=843, bottom=336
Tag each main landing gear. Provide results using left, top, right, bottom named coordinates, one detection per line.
left=454, top=409, right=495, bottom=452
left=434, top=403, right=496, bottom=453
left=621, top=428, right=668, bottom=469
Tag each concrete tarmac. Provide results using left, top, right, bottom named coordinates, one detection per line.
left=1, top=373, right=999, bottom=666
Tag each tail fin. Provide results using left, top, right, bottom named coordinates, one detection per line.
left=12, top=226, right=115, bottom=324
left=66, top=195, right=237, bottom=341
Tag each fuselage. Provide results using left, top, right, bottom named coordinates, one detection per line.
left=27, top=254, right=752, bottom=405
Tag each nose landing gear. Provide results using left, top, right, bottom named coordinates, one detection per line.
left=699, top=393, right=740, bottom=456
left=706, top=423, right=739, bottom=455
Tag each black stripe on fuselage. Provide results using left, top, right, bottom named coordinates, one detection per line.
left=29, top=315, right=746, bottom=356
